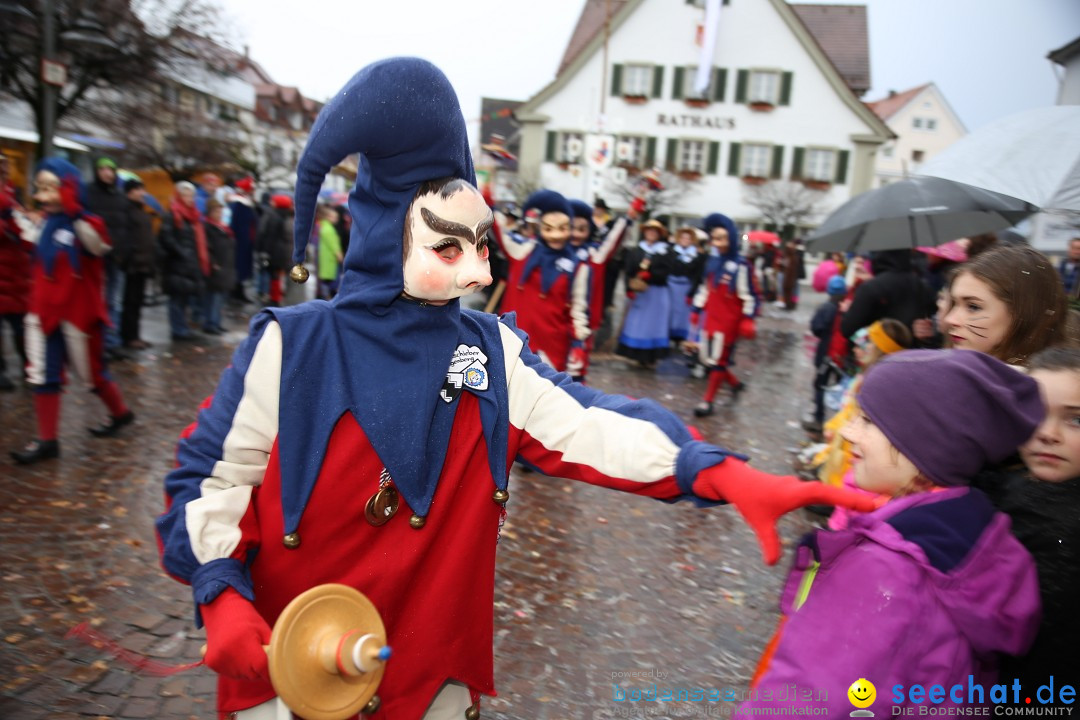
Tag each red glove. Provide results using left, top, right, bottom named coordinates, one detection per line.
left=630, top=197, right=646, bottom=215
left=567, top=345, right=587, bottom=376
left=60, top=175, right=83, bottom=217
left=738, top=317, right=756, bottom=340
left=200, top=587, right=272, bottom=681
left=693, top=460, right=879, bottom=565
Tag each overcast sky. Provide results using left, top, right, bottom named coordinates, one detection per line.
left=219, top=0, right=1079, bottom=134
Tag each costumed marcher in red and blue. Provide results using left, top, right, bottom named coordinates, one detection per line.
left=693, top=213, right=760, bottom=417
left=228, top=176, right=258, bottom=304
left=154, top=57, right=876, bottom=720
left=567, top=198, right=632, bottom=381
left=10, top=158, right=134, bottom=465
left=668, top=226, right=706, bottom=346
left=491, top=190, right=590, bottom=373
left=0, top=154, right=32, bottom=391
left=616, top=219, right=673, bottom=369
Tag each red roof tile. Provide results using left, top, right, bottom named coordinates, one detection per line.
left=790, top=4, right=871, bottom=96
left=865, top=83, right=930, bottom=120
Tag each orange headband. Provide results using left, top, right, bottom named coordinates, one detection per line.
left=868, top=322, right=904, bottom=355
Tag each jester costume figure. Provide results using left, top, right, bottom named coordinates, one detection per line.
left=156, top=58, right=872, bottom=720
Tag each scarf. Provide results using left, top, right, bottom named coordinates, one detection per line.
left=171, top=194, right=210, bottom=276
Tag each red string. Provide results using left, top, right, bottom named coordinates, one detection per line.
left=65, top=622, right=205, bottom=676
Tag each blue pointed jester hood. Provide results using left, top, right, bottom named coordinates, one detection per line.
left=518, top=189, right=579, bottom=293
left=702, top=212, right=740, bottom=279
left=269, top=57, right=498, bottom=533
left=35, top=157, right=88, bottom=276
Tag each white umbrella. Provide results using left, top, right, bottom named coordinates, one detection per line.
left=918, top=106, right=1080, bottom=211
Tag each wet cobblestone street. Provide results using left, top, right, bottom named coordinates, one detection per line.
left=0, top=292, right=824, bottom=720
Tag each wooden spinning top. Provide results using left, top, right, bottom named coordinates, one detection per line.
left=268, top=584, right=390, bottom=720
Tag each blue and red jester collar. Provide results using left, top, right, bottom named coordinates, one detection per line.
left=261, top=57, right=512, bottom=535
left=519, top=190, right=583, bottom=294
left=34, top=157, right=97, bottom=276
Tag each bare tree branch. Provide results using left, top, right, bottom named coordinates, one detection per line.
left=742, top=180, right=827, bottom=230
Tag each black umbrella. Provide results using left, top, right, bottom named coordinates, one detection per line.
left=806, top=176, right=1036, bottom=254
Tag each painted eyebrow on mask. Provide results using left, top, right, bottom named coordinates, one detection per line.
left=421, top=207, right=494, bottom=245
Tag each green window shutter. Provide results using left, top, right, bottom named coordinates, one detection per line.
left=713, top=67, right=727, bottom=102
left=611, top=64, right=623, bottom=96
left=546, top=131, right=557, bottom=162
left=666, top=138, right=679, bottom=171
left=834, top=150, right=850, bottom=184
left=735, top=69, right=748, bottom=103
left=644, top=137, right=657, bottom=168
left=770, top=145, right=785, bottom=179
left=791, top=146, right=805, bottom=179
left=673, top=67, right=685, bottom=100
left=727, top=142, right=742, bottom=176
left=652, top=66, right=665, bottom=99
left=779, top=71, right=793, bottom=106
left=707, top=141, right=721, bottom=175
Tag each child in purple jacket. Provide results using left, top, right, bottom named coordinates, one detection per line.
left=741, top=350, right=1042, bottom=716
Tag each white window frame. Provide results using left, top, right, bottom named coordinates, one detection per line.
left=913, top=117, right=924, bottom=129
left=559, top=131, right=585, bottom=163
left=748, top=70, right=780, bottom=104
left=684, top=65, right=710, bottom=99
left=926, top=118, right=937, bottom=131
left=679, top=139, right=707, bottom=173
left=805, top=148, right=836, bottom=182
left=741, top=143, right=771, bottom=178
left=623, top=64, right=653, bottom=96
left=617, top=135, right=646, bottom=167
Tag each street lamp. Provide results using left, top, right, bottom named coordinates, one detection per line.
left=0, top=0, right=117, bottom=158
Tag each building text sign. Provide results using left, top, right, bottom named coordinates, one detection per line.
left=657, top=114, right=735, bottom=130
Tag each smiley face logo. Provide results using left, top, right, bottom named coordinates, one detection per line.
left=848, top=678, right=876, bottom=709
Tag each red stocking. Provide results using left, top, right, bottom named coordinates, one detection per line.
left=35, top=392, right=61, bottom=441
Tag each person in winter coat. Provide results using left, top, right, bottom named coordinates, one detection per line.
left=228, top=176, right=257, bottom=303
left=158, top=181, right=208, bottom=341
left=10, top=158, right=134, bottom=464
left=255, top=195, right=294, bottom=306
left=692, top=213, right=759, bottom=416
left=118, top=178, right=158, bottom=350
left=840, top=249, right=937, bottom=343
left=974, top=347, right=1080, bottom=704
left=202, top=199, right=235, bottom=334
left=0, top=154, right=32, bottom=390
left=743, top=349, right=1042, bottom=716
left=803, top=275, right=848, bottom=433
left=85, top=157, right=130, bottom=352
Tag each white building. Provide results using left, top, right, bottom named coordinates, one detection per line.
left=865, top=83, right=966, bottom=188
left=1049, top=35, right=1080, bottom=105
left=513, top=0, right=893, bottom=233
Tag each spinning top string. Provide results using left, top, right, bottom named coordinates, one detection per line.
left=65, top=622, right=205, bottom=676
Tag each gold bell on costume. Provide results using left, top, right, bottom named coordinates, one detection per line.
left=289, top=263, right=310, bottom=284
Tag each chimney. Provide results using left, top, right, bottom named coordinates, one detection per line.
left=888, top=90, right=897, bottom=98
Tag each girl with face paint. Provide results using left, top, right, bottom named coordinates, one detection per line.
left=942, top=245, right=1066, bottom=366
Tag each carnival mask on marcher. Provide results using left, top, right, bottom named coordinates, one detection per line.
left=401, top=181, right=493, bottom=305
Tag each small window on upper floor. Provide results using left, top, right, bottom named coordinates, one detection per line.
left=679, top=139, right=707, bottom=174
left=926, top=118, right=937, bottom=131
left=622, top=64, right=653, bottom=96
left=913, top=117, right=923, bottom=129
left=749, top=70, right=780, bottom=105
left=805, top=148, right=835, bottom=182
left=741, top=143, right=771, bottom=178
left=912, top=150, right=925, bottom=163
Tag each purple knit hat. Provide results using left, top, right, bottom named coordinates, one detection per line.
left=858, top=350, right=1044, bottom=487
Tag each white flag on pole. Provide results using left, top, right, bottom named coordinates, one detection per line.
left=694, top=0, right=723, bottom=96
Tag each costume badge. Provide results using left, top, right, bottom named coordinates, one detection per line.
left=442, top=343, right=489, bottom=403
left=54, top=228, right=76, bottom=247
left=555, top=257, right=576, bottom=274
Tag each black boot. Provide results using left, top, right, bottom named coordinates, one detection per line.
left=11, top=439, right=60, bottom=465
left=693, top=401, right=714, bottom=417
left=0, top=374, right=14, bottom=392
left=89, top=410, right=135, bottom=438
